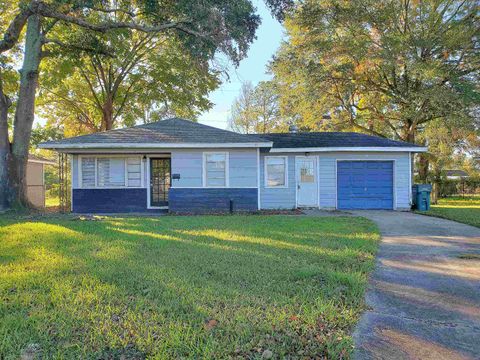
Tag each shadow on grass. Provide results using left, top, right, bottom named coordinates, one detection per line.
left=0, top=215, right=379, bottom=359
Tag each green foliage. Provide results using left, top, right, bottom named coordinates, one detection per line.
left=38, top=30, right=221, bottom=134
left=44, top=166, right=60, bottom=200
left=30, top=123, right=63, bottom=149
left=434, top=178, right=480, bottom=197
left=1, top=0, right=293, bottom=136
left=271, top=0, right=479, bottom=141
left=229, top=81, right=286, bottom=133
left=418, top=117, right=480, bottom=183
left=0, top=215, right=379, bottom=358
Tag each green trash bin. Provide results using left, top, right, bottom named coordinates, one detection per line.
left=413, top=184, right=432, bottom=211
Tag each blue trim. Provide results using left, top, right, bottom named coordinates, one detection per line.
left=72, top=188, right=152, bottom=213
left=169, top=188, right=257, bottom=213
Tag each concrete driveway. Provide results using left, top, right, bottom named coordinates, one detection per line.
left=351, top=211, right=480, bottom=360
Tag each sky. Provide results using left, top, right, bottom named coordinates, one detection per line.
left=197, top=1, right=284, bottom=130
left=33, top=1, right=284, bottom=130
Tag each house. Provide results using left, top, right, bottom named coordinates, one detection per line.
left=27, top=154, right=56, bottom=208
left=39, top=118, right=427, bottom=213
left=445, top=169, right=469, bottom=180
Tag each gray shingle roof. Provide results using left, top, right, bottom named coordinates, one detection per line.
left=445, top=170, right=469, bottom=177
left=39, top=118, right=269, bottom=149
left=251, top=132, right=421, bottom=149
left=39, top=117, right=423, bottom=151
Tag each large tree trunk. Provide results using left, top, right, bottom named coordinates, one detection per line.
left=431, top=171, right=440, bottom=205
left=402, top=124, right=417, bottom=192
left=417, top=154, right=429, bottom=183
left=9, top=14, right=42, bottom=207
left=102, top=97, right=114, bottom=130
left=0, top=72, right=11, bottom=210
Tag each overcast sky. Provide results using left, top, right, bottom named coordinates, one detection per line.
left=198, top=1, right=284, bottom=130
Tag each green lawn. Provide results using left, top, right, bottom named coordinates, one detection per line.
left=0, top=215, right=379, bottom=359
left=45, top=196, right=59, bottom=208
left=417, top=196, right=480, bottom=228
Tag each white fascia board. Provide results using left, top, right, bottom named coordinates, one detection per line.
left=269, top=146, right=428, bottom=153
left=38, top=141, right=273, bottom=150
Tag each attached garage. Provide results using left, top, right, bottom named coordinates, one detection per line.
left=337, top=161, right=394, bottom=210
left=40, top=119, right=427, bottom=213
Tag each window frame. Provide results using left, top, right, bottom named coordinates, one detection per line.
left=78, top=155, right=144, bottom=189
left=264, top=156, right=288, bottom=188
left=202, top=152, right=229, bottom=188
left=79, top=156, right=96, bottom=188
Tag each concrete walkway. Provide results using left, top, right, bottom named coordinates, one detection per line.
left=350, top=211, right=480, bottom=360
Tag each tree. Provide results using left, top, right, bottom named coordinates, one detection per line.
left=418, top=116, right=480, bottom=202
left=229, top=81, right=284, bottom=133
left=38, top=30, right=220, bottom=134
left=229, top=82, right=257, bottom=133
left=0, top=0, right=292, bottom=210
left=30, top=122, right=63, bottom=150
left=271, top=0, right=479, bottom=177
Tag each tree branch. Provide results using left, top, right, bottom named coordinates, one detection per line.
left=113, top=80, right=137, bottom=121
left=0, top=9, right=31, bottom=53
left=34, top=2, right=206, bottom=38
left=83, top=6, right=137, bottom=18
left=40, top=86, right=94, bottom=125
left=41, top=38, right=115, bottom=57
left=79, top=67, right=104, bottom=110
left=89, top=57, right=107, bottom=96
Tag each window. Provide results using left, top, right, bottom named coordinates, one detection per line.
left=97, top=158, right=125, bottom=187
left=204, top=152, right=228, bottom=187
left=80, top=156, right=142, bottom=188
left=127, top=158, right=141, bottom=187
left=81, top=157, right=95, bottom=187
left=300, top=162, right=315, bottom=183
left=265, top=156, right=287, bottom=187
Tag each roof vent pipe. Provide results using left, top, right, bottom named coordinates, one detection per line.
left=289, top=125, right=299, bottom=133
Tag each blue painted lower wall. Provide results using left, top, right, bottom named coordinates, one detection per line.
left=73, top=188, right=149, bottom=213
left=169, top=188, right=258, bottom=213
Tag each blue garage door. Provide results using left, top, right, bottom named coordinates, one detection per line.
left=337, top=161, right=393, bottom=210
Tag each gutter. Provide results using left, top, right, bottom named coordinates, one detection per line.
left=39, top=142, right=274, bottom=150
left=268, top=146, right=428, bottom=153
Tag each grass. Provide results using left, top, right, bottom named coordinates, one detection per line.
left=45, top=196, right=59, bottom=208
left=0, top=214, right=380, bottom=359
left=416, top=196, right=480, bottom=228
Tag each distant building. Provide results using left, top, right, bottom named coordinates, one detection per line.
left=27, top=155, right=56, bottom=208
left=445, top=170, right=469, bottom=180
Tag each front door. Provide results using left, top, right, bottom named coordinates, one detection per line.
left=296, top=157, right=318, bottom=207
left=150, top=158, right=171, bottom=207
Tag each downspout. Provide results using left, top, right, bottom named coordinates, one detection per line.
left=257, top=148, right=261, bottom=210
left=409, top=152, right=412, bottom=206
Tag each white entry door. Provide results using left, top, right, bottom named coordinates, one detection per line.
left=296, top=157, right=318, bottom=207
